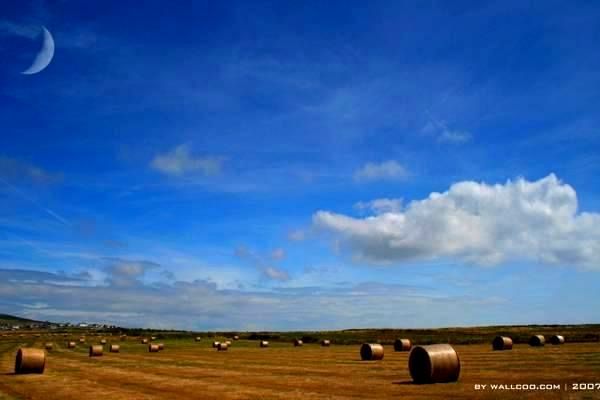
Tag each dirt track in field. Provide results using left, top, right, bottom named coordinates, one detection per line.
left=0, top=336, right=599, bottom=399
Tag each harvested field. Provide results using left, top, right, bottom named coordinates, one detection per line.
left=0, top=336, right=599, bottom=399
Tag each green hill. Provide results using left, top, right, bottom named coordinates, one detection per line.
left=0, top=314, right=44, bottom=325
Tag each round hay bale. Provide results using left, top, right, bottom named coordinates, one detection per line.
left=321, top=339, right=331, bottom=347
left=260, top=340, right=269, bottom=348
left=360, top=343, right=384, bottom=361
left=141, top=338, right=148, bottom=344
left=394, top=338, right=412, bottom=352
left=233, top=335, right=239, bottom=341
left=89, top=345, right=103, bottom=357
left=225, top=340, right=232, bottom=346
left=492, top=336, right=513, bottom=351
left=409, top=344, right=460, bottom=384
left=67, top=341, right=76, bottom=349
left=79, top=337, right=85, bottom=343
left=109, top=344, right=120, bottom=353
left=217, top=342, right=228, bottom=351
left=529, top=335, right=545, bottom=347
left=294, top=339, right=303, bottom=347
left=550, top=335, right=565, bottom=345
left=151, top=336, right=157, bottom=340
left=212, top=341, right=220, bottom=348
left=148, top=344, right=160, bottom=352
left=14, top=348, right=45, bottom=374
left=157, top=343, right=164, bottom=350
left=100, top=339, right=107, bottom=345
left=44, top=342, right=54, bottom=351
left=195, top=336, right=202, bottom=342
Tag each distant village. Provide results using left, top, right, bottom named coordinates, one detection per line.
left=0, top=321, right=118, bottom=331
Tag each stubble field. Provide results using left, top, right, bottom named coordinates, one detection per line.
left=0, top=335, right=599, bottom=400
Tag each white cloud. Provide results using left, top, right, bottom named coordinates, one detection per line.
left=262, top=266, right=290, bottom=281
left=314, top=174, right=600, bottom=268
left=353, top=161, right=409, bottom=182
left=355, top=198, right=403, bottom=214
left=422, top=119, right=471, bottom=143
left=150, top=144, right=223, bottom=177
left=288, top=229, right=306, bottom=241
left=270, top=248, right=286, bottom=261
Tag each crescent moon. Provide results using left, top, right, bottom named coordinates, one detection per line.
left=21, top=26, right=55, bottom=75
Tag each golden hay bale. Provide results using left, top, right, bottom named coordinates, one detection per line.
left=233, top=335, right=239, bottom=341
left=321, top=339, right=331, bottom=347
left=109, top=344, right=120, bottom=353
left=79, top=337, right=85, bottom=343
left=195, top=337, right=202, bottom=342
left=492, top=336, right=513, bottom=350
left=212, top=341, right=220, bottom=348
left=89, top=345, right=103, bottom=357
left=360, top=343, right=384, bottom=360
left=151, top=336, right=157, bottom=340
left=148, top=344, right=160, bottom=352
left=100, top=339, right=107, bottom=344
left=529, top=335, right=545, bottom=347
left=550, top=335, right=565, bottom=345
left=67, top=341, right=76, bottom=349
left=225, top=340, right=232, bottom=346
left=394, top=338, right=412, bottom=352
left=216, top=342, right=228, bottom=351
left=294, top=339, right=303, bottom=347
left=157, top=343, right=164, bottom=350
left=44, top=342, right=53, bottom=351
left=409, top=344, right=461, bottom=384
left=14, top=348, right=45, bottom=374
left=260, top=340, right=269, bottom=348
left=141, top=338, right=149, bottom=344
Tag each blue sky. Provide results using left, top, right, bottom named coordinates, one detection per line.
left=0, top=0, right=599, bottom=330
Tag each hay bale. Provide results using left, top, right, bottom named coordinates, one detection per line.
left=529, top=335, right=545, bottom=347
left=67, top=341, right=76, bottom=349
left=394, top=338, right=412, bottom=352
left=89, top=345, right=103, bottom=357
left=100, top=339, right=107, bottom=344
left=157, top=343, right=164, bottom=350
left=260, top=340, right=269, bottom=348
left=141, top=338, right=149, bottom=344
left=360, top=343, right=384, bottom=361
left=409, top=344, right=461, bottom=384
left=151, top=336, right=157, bottom=340
left=14, top=348, right=45, bottom=374
left=148, top=344, right=160, bottom=352
left=233, top=335, right=239, bottom=341
left=492, top=336, right=513, bottom=350
left=212, top=341, right=220, bottom=348
left=294, top=339, right=303, bottom=347
left=217, top=342, right=228, bottom=351
left=44, top=342, right=53, bottom=351
left=225, top=340, right=232, bottom=346
left=79, top=337, right=85, bottom=343
left=109, top=344, right=120, bottom=353
left=321, top=339, right=331, bottom=347
left=195, top=336, right=202, bottom=342
left=550, top=335, right=565, bottom=345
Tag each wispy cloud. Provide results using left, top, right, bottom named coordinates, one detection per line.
left=150, top=144, right=224, bottom=177
left=422, top=119, right=472, bottom=143
left=234, top=245, right=290, bottom=282
left=354, top=198, right=403, bottom=214
left=353, top=161, right=410, bottom=182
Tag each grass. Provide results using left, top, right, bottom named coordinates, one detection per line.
left=0, top=331, right=599, bottom=399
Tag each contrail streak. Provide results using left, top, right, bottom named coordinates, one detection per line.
left=0, top=177, right=70, bottom=226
